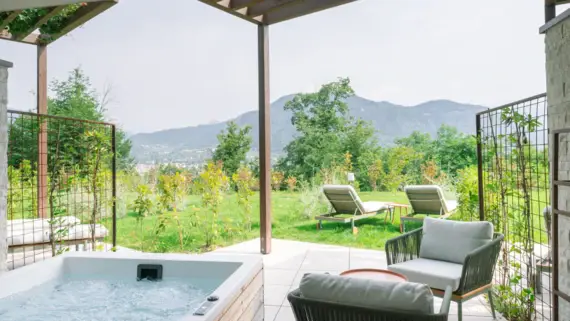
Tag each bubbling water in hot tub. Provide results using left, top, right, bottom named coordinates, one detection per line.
left=0, top=276, right=219, bottom=321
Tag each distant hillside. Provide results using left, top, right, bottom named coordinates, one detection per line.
left=130, top=95, right=487, bottom=163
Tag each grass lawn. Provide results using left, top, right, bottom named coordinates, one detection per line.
left=108, top=189, right=550, bottom=254
left=111, top=191, right=413, bottom=253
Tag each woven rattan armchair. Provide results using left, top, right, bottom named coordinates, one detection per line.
left=287, top=287, right=452, bottom=321
left=385, top=227, right=504, bottom=321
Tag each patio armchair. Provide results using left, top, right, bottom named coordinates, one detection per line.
left=315, top=185, right=391, bottom=234
left=385, top=218, right=504, bottom=321
left=288, top=273, right=452, bottom=321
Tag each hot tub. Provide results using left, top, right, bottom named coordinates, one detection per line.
left=0, top=252, right=264, bottom=321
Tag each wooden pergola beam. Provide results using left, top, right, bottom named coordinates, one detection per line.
left=246, top=0, right=302, bottom=18
left=229, top=0, right=263, bottom=10
left=14, top=6, right=66, bottom=41
left=0, top=10, right=22, bottom=30
left=264, top=0, right=357, bottom=25
left=0, top=30, right=39, bottom=45
left=200, top=0, right=262, bottom=24
left=0, top=0, right=106, bottom=12
left=48, top=1, right=117, bottom=43
left=201, top=0, right=355, bottom=25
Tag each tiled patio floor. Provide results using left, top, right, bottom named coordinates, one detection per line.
left=212, top=238, right=501, bottom=321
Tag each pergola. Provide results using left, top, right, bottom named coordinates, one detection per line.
left=0, top=0, right=118, bottom=219
left=198, top=0, right=357, bottom=254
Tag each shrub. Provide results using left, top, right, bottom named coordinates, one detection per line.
left=367, top=159, right=384, bottom=191
left=195, top=161, right=229, bottom=248
left=285, top=176, right=297, bottom=192
left=271, top=171, right=284, bottom=191
left=455, top=166, right=479, bottom=221
left=298, top=181, right=327, bottom=219
left=232, top=165, right=255, bottom=230
left=130, top=184, right=153, bottom=251
left=421, top=160, right=447, bottom=185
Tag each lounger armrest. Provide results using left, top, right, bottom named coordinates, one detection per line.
left=457, top=233, right=504, bottom=294
left=385, top=228, right=423, bottom=265
left=438, top=286, right=453, bottom=315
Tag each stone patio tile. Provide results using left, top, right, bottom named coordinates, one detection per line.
left=264, top=269, right=297, bottom=286
left=265, top=285, right=291, bottom=306
left=301, top=248, right=349, bottom=271
left=349, top=247, right=388, bottom=269
left=264, top=306, right=280, bottom=321
left=263, top=252, right=306, bottom=270
left=215, top=238, right=500, bottom=320
left=274, top=306, right=295, bottom=321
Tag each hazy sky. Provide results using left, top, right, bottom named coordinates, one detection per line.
left=0, top=0, right=561, bottom=134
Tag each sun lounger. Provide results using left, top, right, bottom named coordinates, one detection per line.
left=7, top=216, right=108, bottom=248
left=315, top=185, right=391, bottom=234
left=400, top=185, right=457, bottom=232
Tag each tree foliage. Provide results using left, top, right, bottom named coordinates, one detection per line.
left=277, top=78, right=377, bottom=181
left=212, top=121, right=252, bottom=178
left=9, top=68, right=133, bottom=170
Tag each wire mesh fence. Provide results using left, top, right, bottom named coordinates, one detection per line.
left=6, top=110, right=116, bottom=270
left=476, top=93, right=551, bottom=320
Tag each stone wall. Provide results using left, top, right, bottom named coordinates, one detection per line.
left=543, top=9, right=570, bottom=318
left=0, top=59, right=12, bottom=273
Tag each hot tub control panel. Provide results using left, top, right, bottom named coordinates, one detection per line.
left=193, top=296, right=219, bottom=316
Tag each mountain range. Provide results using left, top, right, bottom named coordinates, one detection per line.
left=130, top=95, right=488, bottom=164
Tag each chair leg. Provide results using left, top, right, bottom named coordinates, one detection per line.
left=488, top=290, right=497, bottom=319
left=457, top=301, right=463, bottom=321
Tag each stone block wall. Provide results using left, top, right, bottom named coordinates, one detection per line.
left=544, top=9, right=570, bottom=318
left=0, top=59, right=12, bottom=273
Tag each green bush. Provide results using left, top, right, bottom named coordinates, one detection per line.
left=455, top=166, right=479, bottom=221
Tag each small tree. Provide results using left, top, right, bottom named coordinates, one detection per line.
left=196, top=161, right=228, bottom=249
left=232, top=165, right=255, bottom=231
left=455, top=166, right=478, bottom=221
left=131, top=184, right=153, bottom=251
left=343, top=151, right=353, bottom=173
left=157, top=173, right=185, bottom=250
left=212, top=122, right=252, bottom=177
left=83, top=129, right=111, bottom=250
left=383, top=146, right=417, bottom=192
left=271, top=171, right=285, bottom=191
left=367, top=159, right=384, bottom=191
left=420, top=160, right=447, bottom=185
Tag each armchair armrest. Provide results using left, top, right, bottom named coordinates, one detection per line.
left=457, top=233, right=504, bottom=295
left=385, top=228, right=423, bottom=265
left=438, top=286, right=453, bottom=315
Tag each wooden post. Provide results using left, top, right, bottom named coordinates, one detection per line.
left=37, top=45, right=48, bottom=219
left=258, top=24, right=271, bottom=254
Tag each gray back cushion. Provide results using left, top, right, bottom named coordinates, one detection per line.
left=405, top=185, right=448, bottom=214
left=323, top=185, right=363, bottom=214
left=420, top=217, right=494, bottom=264
left=299, top=273, right=434, bottom=314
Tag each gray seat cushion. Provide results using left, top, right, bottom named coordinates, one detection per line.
left=420, top=217, right=493, bottom=264
left=299, top=273, right=434, bottom=314
left=388, top=258, right=463, bottom=291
